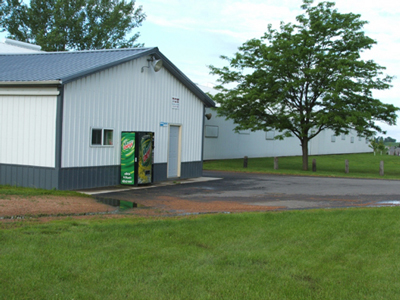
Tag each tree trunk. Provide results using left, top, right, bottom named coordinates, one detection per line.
left=301, top=139, right=309, bottom=171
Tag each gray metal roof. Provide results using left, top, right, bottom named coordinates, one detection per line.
left=0, top=47, right=215, bottom=107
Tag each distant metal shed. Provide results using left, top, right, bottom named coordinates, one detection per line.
left=0, top=47, right=214, bottom=190
left=0, top=38, right=42, bottom=53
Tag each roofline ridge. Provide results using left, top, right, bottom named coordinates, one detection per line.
left=0, top=47, right=157, bottom=56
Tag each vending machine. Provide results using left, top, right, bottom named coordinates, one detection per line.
left=121, top=131, right=154, bottom=186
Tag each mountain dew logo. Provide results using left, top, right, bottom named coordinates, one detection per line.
left=123, top=140, right=134, bottom=151
left=140, top=135, right=152, bottom=167
left=143, top=145, right=151, bottom=163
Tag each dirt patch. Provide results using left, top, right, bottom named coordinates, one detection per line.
left=0, top=193, right=283, bottom=223
left=0, top=195, right=116, bottom=218
left=131, top=196, right=283, bottom=215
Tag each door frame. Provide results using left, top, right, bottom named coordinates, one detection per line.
left=167, top=124, right=182, bottom=178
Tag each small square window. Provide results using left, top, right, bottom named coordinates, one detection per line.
left=92, top=129, right=102, bottom=145
left=266, top=131, right=275, bottom=140
left=351, top=137, right=354, bottom=143
left=341, top=134, right=346, bottom=140
left=91, top=128, right=113, bottom=146
left=331, top=135, right=336, bottom=142
left=104, top=129, right=113, bottom=145
left=205, top=126, right=218, bottom=138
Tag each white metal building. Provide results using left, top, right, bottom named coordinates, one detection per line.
left=203, top=107, right=371, bottom=160
left=0, top=48, right=214, bottom=189
left=0, top=38, right=42, bottom=53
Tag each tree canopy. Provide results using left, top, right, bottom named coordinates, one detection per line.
left=209, top=0, right=398, bottom=170
left=0, top=0, right=146, bottom=51
left=384, top=136, right=396, bottom=143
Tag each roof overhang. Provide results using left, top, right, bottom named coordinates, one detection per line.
left=0, top=81, right=62, bottom=96
left=0, top=80, right=62, bottom=86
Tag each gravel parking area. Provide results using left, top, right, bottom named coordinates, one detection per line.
left=2, top=171, right=400, bottom=222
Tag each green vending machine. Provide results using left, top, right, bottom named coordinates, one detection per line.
left=121, top=131, right=154, bottom=185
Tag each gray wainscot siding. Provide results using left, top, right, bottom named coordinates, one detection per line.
left=58, top=161, right=203, bottom=190
left=0, top=164, right=58, bottom=189
left=1, top=161, right=204, bottom=190
left=58, top=165, right=120, bottom=190
left=181, top=161, right=203, bottom=178
left=153, top=163, right=168, bottom=182
left=153, top=161, right=203, bottom=182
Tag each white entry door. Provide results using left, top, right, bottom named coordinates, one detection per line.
left=168, top=125, right=181, bottom=178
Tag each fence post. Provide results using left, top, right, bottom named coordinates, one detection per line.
left=274, top=157, right=279, bottom=170
left=243, top=156, right=248, bottom=168
left=380, top=161, right=384, bottom=176
left=345, top=159, right=349, bottom=174
left=312, top=159, right=317, bottom=172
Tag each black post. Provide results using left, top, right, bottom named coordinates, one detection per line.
left=312, top=159, right=316, bottom=172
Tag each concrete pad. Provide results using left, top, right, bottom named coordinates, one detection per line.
left=78, top=177, right=223, bottom=195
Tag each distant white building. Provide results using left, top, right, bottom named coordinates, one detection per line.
left=200, top=85, right=371, bottom=160
left=0, top=38, right=42, bottom=53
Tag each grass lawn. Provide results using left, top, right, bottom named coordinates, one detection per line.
left=1, top=208, right=400, bottom=299
left=0, top=185, right=89, bottom=197
left=204, top=153, right=400, bottom=179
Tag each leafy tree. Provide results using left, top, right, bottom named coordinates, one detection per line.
left=369, top=138, right=386, bottom=155
left=384, top=136, right=396, bottom=143
left=209, top=0, right=398, bottom=170
left=0, top=0, right=146, bottom=51
left=0, top=0, right=3, bottom=32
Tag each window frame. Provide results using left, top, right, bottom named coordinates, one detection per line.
left=205, top=125, right=219, bottom=138
left=265, top=130, right=275, bottom=140
left=90, top=127, right=114, bottom=147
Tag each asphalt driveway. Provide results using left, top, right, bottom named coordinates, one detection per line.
left=95, top=170, right=400, bottom=212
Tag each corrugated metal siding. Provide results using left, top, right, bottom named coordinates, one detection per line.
left=0, top=164, right=57, bottom=189
left=62, top=56, right=204, bottom=168
left=308, top=129, right=370, bottom=155
left=153, top=163, right=168, bottom=182
left=58, top=165, right=120, bottom=190
left=203, top=108, right=371, bottom=160
left=0, top=92, right=57, bottom=167
left=181, top=161, right=203, bottom=179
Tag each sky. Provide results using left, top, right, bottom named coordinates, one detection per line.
left=2, top=0, right=399, bottom=139
left=135, top=0, right=400, bottom=140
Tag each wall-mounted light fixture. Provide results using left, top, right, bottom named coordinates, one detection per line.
left=141, top=55, right=163, bottom=73
left=205, top=113, right=212, bottom=120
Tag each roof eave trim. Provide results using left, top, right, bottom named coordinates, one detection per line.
left=0, top=80, right=62, bottom=86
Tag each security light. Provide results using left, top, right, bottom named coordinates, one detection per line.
left=141, top=55, right=163, bottom=73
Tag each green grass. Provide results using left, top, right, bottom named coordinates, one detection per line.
left=1, top=208, right=400, bottom=299
left=204, top=153, right=400, bottom=179
left=0, top=185, right=89, bottom=197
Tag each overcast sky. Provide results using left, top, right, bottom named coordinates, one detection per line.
left=136, top=0, right=400, bottom=140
